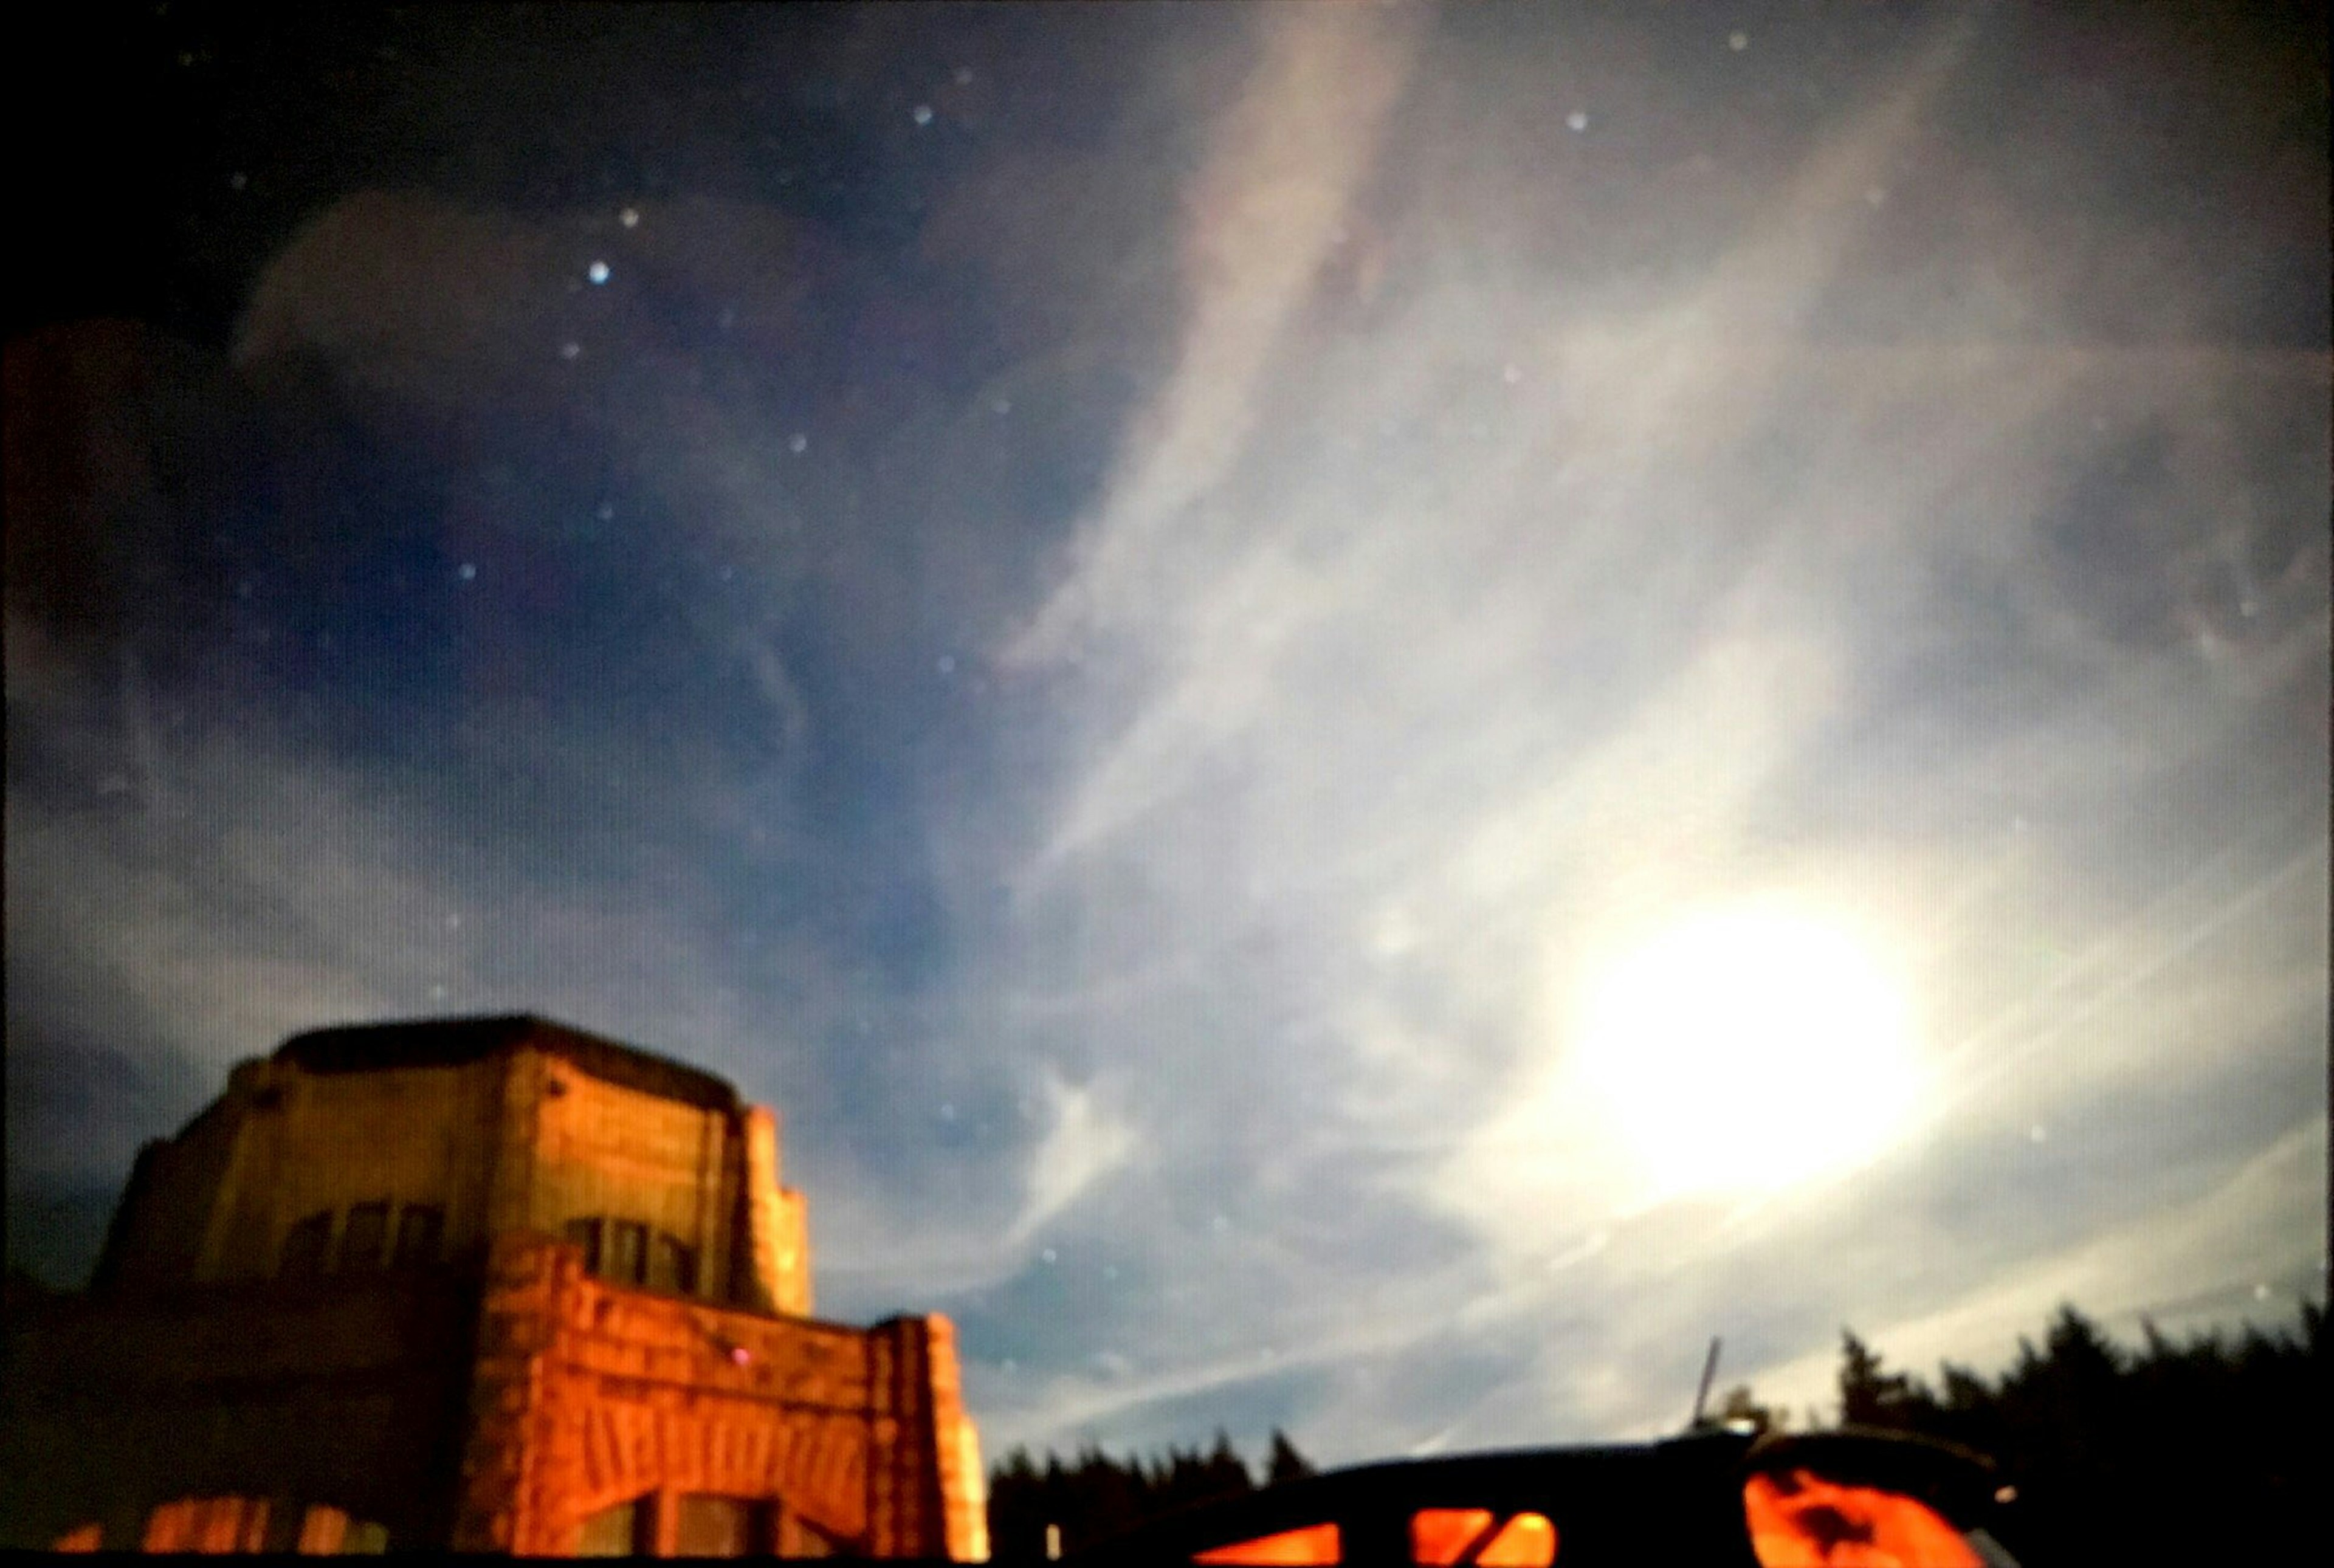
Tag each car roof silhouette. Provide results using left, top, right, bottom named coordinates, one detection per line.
left=1065, top=1427, right=2012, bottom=1567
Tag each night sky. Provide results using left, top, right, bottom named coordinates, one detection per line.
left=6, top=2, right=2327, bottom=1466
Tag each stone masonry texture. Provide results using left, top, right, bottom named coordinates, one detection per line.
left=1, top=1014, right=985, bottom=1557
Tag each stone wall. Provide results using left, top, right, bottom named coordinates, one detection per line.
left=93, top=1051, right=508, bottom=1288
left=201, top=1054, right=508, bottom=1280
left=455, top=1231, right=980, bottom=1556
left=522, top=1045, right=751, bottom=1299
left=94, top=1098, right=244, bottom=1290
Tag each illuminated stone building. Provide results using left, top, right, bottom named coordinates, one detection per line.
left=1, top=1016, right=988, bottom=1558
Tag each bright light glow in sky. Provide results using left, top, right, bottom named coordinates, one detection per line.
left=1570, top=903, right=1922, bottom=1199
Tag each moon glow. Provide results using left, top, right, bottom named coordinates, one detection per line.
left=1572, top=904, right=1923, bottom=1198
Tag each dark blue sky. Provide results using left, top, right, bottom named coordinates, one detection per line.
left=7, top=1, right=2327, bottom=1465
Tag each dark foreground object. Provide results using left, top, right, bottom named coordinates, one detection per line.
left=1061, top=1427, right=2024, bottom=1567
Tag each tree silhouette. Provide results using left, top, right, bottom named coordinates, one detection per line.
left=988, top=1301, right=2329, bottom=1563
left=1265, top=1427, right=1316, bottom=1485
left=1709, top=1383, right=1786, bottom=1435
left=1820, top=1299, right=2329, bottom=1566
left=988, top=1429, right=1312, bottom=1558
left=1836, top=1327, right=1928, bottom=1429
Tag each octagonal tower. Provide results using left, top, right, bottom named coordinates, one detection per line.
left=4, top=1016, right=986, bottom=1559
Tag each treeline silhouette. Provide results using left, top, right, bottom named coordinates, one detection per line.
left=988, top=1428, right=1315, bottom=1559
left=1796, top=1299, right=2325, bottom=1566
left=988, top=1300, right=2327, bottom=1563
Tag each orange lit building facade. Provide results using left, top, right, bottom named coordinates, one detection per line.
left=1, top=1016, right=987, bottom=1557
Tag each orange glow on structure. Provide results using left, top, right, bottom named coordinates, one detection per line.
left=52, top=1524, right=103, bottom=1552
left=141, top=1497, right=272, bottom=1553
left=1411, top=1508, right=1496, bottom=1564
left=1194, top=1522, right=1343, bottom=1565
left=1744, top=1470, right=1981, bottom=1568
left=297, top=1505, right=352, bottom=1553
left=1475, top=1512, right=1558, bottom=1567
left=1408, top=1508, right=1558, bottom=1567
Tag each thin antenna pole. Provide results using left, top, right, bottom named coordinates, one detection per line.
left=1689, top=1336, right=1723, bottom=1429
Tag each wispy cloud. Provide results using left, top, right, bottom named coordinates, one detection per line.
left=938, top=0, right=2327, bottom=1461
left=1009, top=1072, right=1138, bottom=1243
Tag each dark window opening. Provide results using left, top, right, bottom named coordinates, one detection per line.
left=563, top=1216, right=602, bottom=1273
left=565, top=1215, right=701, bottom=1293
left=652, top=1233, right=700, bottom=1295
left=608, top=1219, right=649, bottom=1285
left=339, top=1202, right=389, bottom=1271
left=280, top=1212, right=333, bottom=1277
left=281, top=1504, right=387, bottom=1554
left=392, top=1205, right=444, bottom=1267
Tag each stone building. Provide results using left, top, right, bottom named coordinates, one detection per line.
left=1, top=1015, right=988, bottom=1557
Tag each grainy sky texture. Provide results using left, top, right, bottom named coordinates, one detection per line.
left=6, top=1, right=2327, bottom=1466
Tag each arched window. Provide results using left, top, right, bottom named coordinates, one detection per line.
left=143, top=1497, right=264, bottom=1552
left=139, top=1496, right=387, bottom=1553
left=296, top=1504, right=389, bottom=1553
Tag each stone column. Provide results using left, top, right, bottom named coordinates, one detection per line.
left=864, top=1315, right=989, bottom=1560
left=450, top=1233, right=571, bottom=1553
left=483, top=1050, right=553, bottom=1241
left=735, top=1107, right=812, bottom=1314
left=925, top=1315, right=991, bottom=1563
